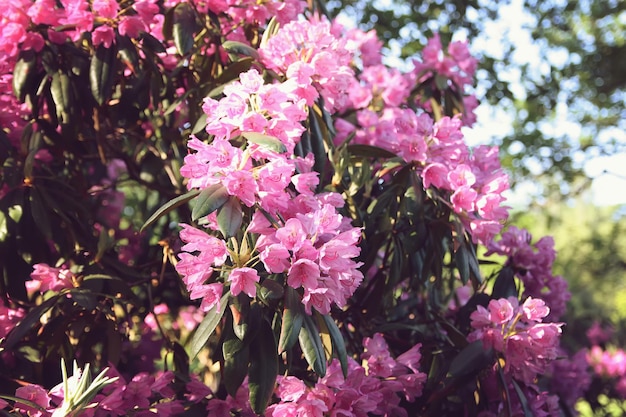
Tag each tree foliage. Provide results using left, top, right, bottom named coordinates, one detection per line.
left=330, top=0, right=626, bottom=192
left=0, top=0, right=620, bottom=416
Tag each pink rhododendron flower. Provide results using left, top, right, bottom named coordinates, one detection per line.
left=228, top=267, right=260, bottom=297
left=30, top=263, right=75, bottom=292
left=15, top=385, right=50, bottom=417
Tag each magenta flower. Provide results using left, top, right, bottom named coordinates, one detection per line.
left=228, top=267, right=260, bottom=297
left=15, top=385, right=50, bottom=417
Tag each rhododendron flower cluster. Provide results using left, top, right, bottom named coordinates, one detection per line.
left=486, top=226, right=570, bottom=319
left=259, top=18, right=355, bottom=112
left=412, top=33, right=477, bottom=94
left=469, top=297, right=563, bottom=384
left=0, top=0, right=602, bottom=415
left=268, top=334, right=426, bottom=417
left=337, top=109, right=509, bottom=243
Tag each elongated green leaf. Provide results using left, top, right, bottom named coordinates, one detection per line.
left=492, top=266, right=518, bottom=299
left=90, top=44, right=116, bottom=105
left=319, top=314, right=348, bottom=377
left=222, top=40, right=260, bottom=60
left=3, top=295, right=61, bottom=351
left=223, top=329, right=250, bottom=396
left=172, top=3, right=198, bottom=55
left=248, top=319, right=278, bottom=414
left=12, top=50, right=38, bottom=102
left=192, top=184, right=229, bottom=222
left=511, top=379, right=533, bottom=417
left=29, top=187, right=52, bottom=239
left=141, top=189, right=200, bottom=232
left=447, top=340, right=493, bottom=379
left=308, top=108, right=327, bottom=179
left=347, top=144, right=397, bottom=159
left=299, top=314, right=326, bottom=377
left=455, top=244, right=471, bottom=285
left=50, top=72, right=72, bottom=125
left=216, top=196, right=243, bottom=238
left=242, top=132, right=287, bottom=153
left=187, top=292, right=230, bottom=359
left=278, top=287, right=304, bottom=353
left=140, top=32, right=166, bottom=54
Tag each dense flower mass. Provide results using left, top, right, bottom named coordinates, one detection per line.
left=469, top=297, right=563, bottom=384
left=0, top=0, right=604, bottom=416
left=268, top=334, right=427, bottom=417
left=486, top=226, right=571, bottom=319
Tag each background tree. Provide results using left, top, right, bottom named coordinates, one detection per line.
left=328, top=0, right=626, bottom=194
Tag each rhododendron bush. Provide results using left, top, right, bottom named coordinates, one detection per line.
left=0, top=0, right=608, bottom=416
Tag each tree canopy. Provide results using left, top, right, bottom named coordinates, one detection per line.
left=330, top=0, right=626, bottom=194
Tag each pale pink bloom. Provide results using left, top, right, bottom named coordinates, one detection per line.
left=223, top=170, right=257, bottom=207
left=30, top=263, right=74, bottom=292
left=118, top=16, right=146, bottom=38
left=287, top=259, right=320, bottom=290
left=522, top=297, right=550, bottom=322
left=28, top=0, right=61, bottom=25
left=302, top=286, right=333, bottom=314
left=0, top=399, right=7, bottom=409
left=276, top=218, right=307, bottom=251
left=151, top=371, right=176, bottom=398
left=179, top=224, right=228, bottom=265
left=176, top=252, right=213, bottom=291
left=276, top=376, right=307, bottom=402
left=192, top=283, right=223, bottom=312
left=92, top=25, right=116, bottom=48
left=450, top=185, right=477, bottom=212
left=396, top=343, right=423, bottom=374
left=488, top=298, right=515, bottom=324
left=291, top=172, right=319, bottom=196
left=123, top=374, right=152, bottom=409
left=15, top=385, right=50, bottom=417
left=92, top=0, right=118, bottom=18
left=133, top=0, right=159, bottom=24
left=422, top=163, right=449, bottom=189
left=228, top=267, right=259, bottom=297
left=185, top=376, right=212, bottom=402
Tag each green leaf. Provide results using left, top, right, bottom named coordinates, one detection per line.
left=258, top=279, right=284, bottom=305
left=216, top=196, right=243, bottom=238
left=231, top=297, right=261, bottom=341
left=223, top=329, right=250, bottom=396
left=191, top=184, right=229, bottom=222
left=242, top=132, right=287, bottom=153
left=308, top=108, right=327, bottom=180
left=278, top=287, right=304, bottom=353
left=141, top=189, right=200, bottom=231
left=299, top=314, right=326, bottom=377
left=435, top=74, right=449, bottom=91
left=50, top=72, right=72, bottom=125
left=12, top=50, right=38, bottom=102
left=447, top=340, right=493, bottom=379
left=455, top=244, right=471, bottom=285
left=172, top=3, right=199, bottom=55
left=248, top=319, right=278, bottom=414
left=492, top=266, right=518, bottom=299
left=89, top=44, right=117, bottom=105
left=140, top=32, right=167, bottom=54
left=2, top=295, right=61, bottom=351
left=29, top=187, right=52, bottom=239
left=187, top=292, right=230, bottom=359
left=347, top=144, right=397, bottom=159
left=511, top=379, right=533, bottom=417
left=222, top=40, right=260, bottom=60
left=319, top=314, right=349, bottom=378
